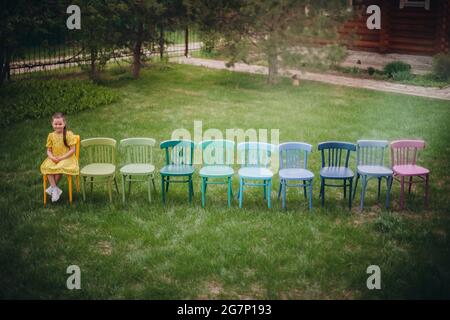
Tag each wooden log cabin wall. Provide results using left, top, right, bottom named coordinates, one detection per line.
left=339, top=0, right=450, bottom=55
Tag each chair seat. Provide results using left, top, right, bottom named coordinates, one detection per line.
left=320, top=167, right=354, bottom=179
left=200, top=165, right=234, bottom=177
left=393, top=165, right=430, bottom=176
left=160, top=164, right=195, bottom=176
left=81, top=163, right=116, bottom=176
left=238, top=167, right=273, bottom=179
left=279, top=168, right=314, bottom=180
left=120, top=164, right=155, bottom=175
left=357, top=165, right=393, bottom=176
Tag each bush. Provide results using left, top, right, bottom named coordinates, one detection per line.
left=384, top=61, right=412, bottom=78
left=432, top=53, right=450, bottom=81
left=392, top=70, right=414, bottom=81
left=0, top=78, right=119, bottom=127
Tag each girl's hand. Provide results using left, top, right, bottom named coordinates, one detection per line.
left=51, top=156, right=60, bottom=164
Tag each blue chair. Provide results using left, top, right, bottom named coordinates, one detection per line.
left=198, top=139, right=235, bottom=207
left=237, top=142, right=277, bottom=208
left=353, top=140, right=393, bottom=210
left=318, top=141, right=356, bottom=209
left=160, top=139, right=195, bottom=204
left=278, top=142, right=314, bottom=210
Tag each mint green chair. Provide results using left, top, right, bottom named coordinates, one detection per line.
left=160, top=139, right=195, bottom=204
left=80, top=138, right=119, bottom=202
left=119, top=138, right=157, bottom=204
left=199, top=140, right=235, bottom=208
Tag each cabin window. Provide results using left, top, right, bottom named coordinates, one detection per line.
left=399, top=0, right=430, bottom=10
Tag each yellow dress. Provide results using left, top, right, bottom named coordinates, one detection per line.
left=40, top=131, right=79, bottom=175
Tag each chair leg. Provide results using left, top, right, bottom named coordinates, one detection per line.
left=360, top=175, right=367, bottom=211
left=161, top=176, right=166, bottom=204
left=343, top=178, right=347, bottom=199
left=239, top=178, right=244, bottom=208
left=377, top=177, right=381, bottom=201
left=152, top=177, right=157, bottom=194
left=76, top=175, right=80, bottom=192
left=277, top=182, right=282, bottom=200
left=400, top=176, right=405, bottom=210
left=424, top=174, right=429, bottom=209
left=263, top=181, right=267, bottom=200
left=408, top=176, right=413, bottom=194
left=68, top=175, right=73, bottom=204
left=320, top=178, right=325, bottom=207
left=303, top=185, right=307, bottom=199
left=386, top=175, right=393, bottom=209
left=43, top=175, right=47, bottom=207
left=121, top=175, right=127, bottom=205
left=189, top=176, right=193, bottom=203
left=148, top=175, right=152, bottom=203
left=107, top=178, right=113, bottom=203
left=90, top=177, right=94, bottom=193
left=281, top=179, right=286, bottom=209
left=308, top=179, right=313, bottom=210
left=81, top=176, right=86, bottom=201
left=166, top=176, right=170, bottom=192
left=349, top=177, right=353, bottom=210
left=201, top=177, right=206, bottom=208
left=128, top=176, right=132, bottom=195
left=228, top=177, right=232, bottom=208
left=353, top=174, right=360, bottom=201
left=267, top=179, right=272, bottom=209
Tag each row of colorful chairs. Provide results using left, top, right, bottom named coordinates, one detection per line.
left=43, top=137, right=430, bottom=210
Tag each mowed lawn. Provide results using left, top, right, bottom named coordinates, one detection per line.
left=1, top=63, right=450, bottom=299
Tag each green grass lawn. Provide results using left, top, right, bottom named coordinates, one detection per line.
left=1, top=63, right=450, bottom=299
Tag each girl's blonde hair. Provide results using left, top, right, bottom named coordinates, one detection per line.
left=52, top=112, right=69, bottom=148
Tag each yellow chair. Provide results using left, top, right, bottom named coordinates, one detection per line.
left=43, top=135, right=80, bottom=206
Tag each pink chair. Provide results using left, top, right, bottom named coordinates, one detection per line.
left=390, top=140, right=430, bottom=210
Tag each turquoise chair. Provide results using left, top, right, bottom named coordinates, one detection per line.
left=198, top=139, right=235, bottom=208
left=237, top=142, right=277, bottom=208
left=160, top=139, right=195, bottom=204
left=119, top=138, right=157, bottom=204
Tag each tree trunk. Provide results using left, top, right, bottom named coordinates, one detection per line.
left=267, top=52, right=279, bottom=85
left=132, top=22, right=144, bottom=79
left=159, top=25, right=164, bottom=60
left=90, top=47, right=99, bottom=81
left=0, top=46, right=11, bottom=86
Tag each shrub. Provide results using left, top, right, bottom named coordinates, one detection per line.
left=0, top=78, right=119, bottom=127
left=384, top=61, right=412, bottom=78
left=432, top=53, right=450, bottom=81
left=392, top=70, right=414, bottom=81
left=367, top=67, right=375, bottom=75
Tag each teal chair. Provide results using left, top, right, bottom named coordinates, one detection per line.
left=198, top=139, right=235, bottom=208
left=160, top=139, right=195, bottom=204
left=119, top=138, right=157, bottom=204
left=80, top=138, right=119, bottom=202
left=237, top=142, right=277, bottom=208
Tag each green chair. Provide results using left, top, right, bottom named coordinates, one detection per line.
left=198, top=139, right=235, bottom=208
left=119, top=138, right=157, bottom=204
left=80, top=138, right=119, bottom=202
left=160, top=139, right=195, bottom=204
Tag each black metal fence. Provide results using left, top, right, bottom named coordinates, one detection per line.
left=10, top=28, right=202, bottom=78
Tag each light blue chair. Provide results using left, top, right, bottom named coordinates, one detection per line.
left=278, top=142, right=314, bottom=210
left=160, top=139, right=195, bottom=204
left=237, top=142, right=277, bottom=208
left=318, top=141, right=356, bottom=209
left=198, top=140, right=235, bottom=208
left=353, top=140, right=393, bottom=210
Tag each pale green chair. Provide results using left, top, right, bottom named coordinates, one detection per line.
left=119, top=138, right=157, bottom=204
left=80, top=138, right=119, bottom=202
left=198, top=139, right=235, bottom=208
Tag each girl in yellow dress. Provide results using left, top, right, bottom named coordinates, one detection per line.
left=40, top=112, right=79, bottom=202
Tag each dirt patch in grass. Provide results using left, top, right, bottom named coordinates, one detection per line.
left=97, top=241, right=113, bottom=255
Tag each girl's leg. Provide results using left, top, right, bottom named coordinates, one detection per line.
left=54, top=174, right=62, bottom=185
left=47, top=174, right=57, bottom=187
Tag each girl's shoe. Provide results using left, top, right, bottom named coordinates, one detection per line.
left=51, top=187, right=63, bottom=202
left=46, top=186, right=53, bottom=196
